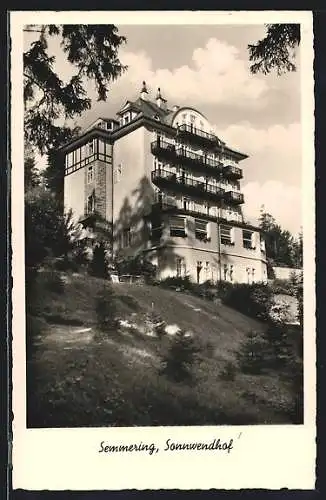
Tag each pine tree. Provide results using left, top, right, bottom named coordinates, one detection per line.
left=248, top=24, right=300, bottom=75
left=24, top=24, right=127, bottom=154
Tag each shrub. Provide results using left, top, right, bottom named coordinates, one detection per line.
left=160, top=330, right=202, bottom=383
left=90, top=242, right=108, bottom=278
left=263, top=322, right=298, bottom=372
left=295, top=275, right=303, bottom=328
left=159, top=275, right=194, bottom=292
left=115, top=254, right=157, bottom=283
left=95, top=284, right=119, bottom=335
left=236, top=330, right=271, bottom=375
left=42, top=269, right=65, bottom=294
left=26, top=314, right=48, bottom=359
left=220, top=282, right=273, bottom=323
left=219, top=361, right=237, bottom=381
left=145, top=310, right=166, bottom=338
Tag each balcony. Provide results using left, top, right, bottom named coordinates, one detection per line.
left=175, top=146, right=223, bottom=175
left=151, top=140, right=223, bottom=177
left=151, top=140, right=177, bottom=161
left=151, top=168, right=225, bottom=202
left=224, top=191, right=244, bottom=205
left=176, top=123, right=218, bottom=149
left=223, top=164, right=243, bottom=180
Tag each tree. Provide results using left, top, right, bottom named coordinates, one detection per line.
left=90, top=242, right=108, bottom=278
left=24, top=152, right=40, bottom=193
left=25, top=185, right=78, bottom=271
left=24, top=24, right=127, bottom=155
left=248, top=24, right=300, bottom=75
left=259, top=207, right=301, bottom=268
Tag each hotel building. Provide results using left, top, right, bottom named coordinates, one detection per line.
left=60, top=82, right=267, bottom=284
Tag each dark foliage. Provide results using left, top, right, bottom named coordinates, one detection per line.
left=95, top=284, right=119, bottom=334
left=161, top=331, right=202, bottom=383
left=115, top=254, right=158, bottom=283
left=90, top=242, right=108, bottom=278
left=219, top=361, right=237, bottom=381
left=236, top=330, right=271, bottom=375
left=221, top=282, right=273, bottom=323
left=259, top=209, right=302, bottom=268
left=24, top=24, right=127, bottom=154
left=25, top=187, right=72, bottom=269
left=24, top=152, right=40, bottom=193
left=248, top=24, right=300, bottom=75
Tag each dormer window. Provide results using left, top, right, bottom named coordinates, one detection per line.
left=124, top=114, right=130, bottom=125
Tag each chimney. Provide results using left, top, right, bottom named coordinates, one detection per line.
left=156, top=87, right=167, bottom=110
left=140, top=81, right=148, bottom=101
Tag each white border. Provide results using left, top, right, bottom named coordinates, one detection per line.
left=11, top=11, right=316, bottom=490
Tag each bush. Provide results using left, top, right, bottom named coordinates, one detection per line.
left=236, top=330, right=271, bottom=375
left=145, top=310, right=166, bottom=338
left=95, top=284, right=119, bottom=335
left=158, top=275, right=194, bottom=292
left=115, top=254, right=157, bottom=283
left=160, top=330, right=202, bottom=383
left=26, top=314, right=48, bottom=359
left=220, top=282, right=273, bottom=322
left=42, top=269, right=65, bottom=294
left=263, top=322, right=298, bottom=372
left=90, top=242, right=108, bottom=278
left=219, top=361, right=237, bottom=381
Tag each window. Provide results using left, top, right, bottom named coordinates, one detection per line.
left=170, top=215, right=186, bottom=237
left=122, top=227, right=131, bottom=248
left=106, top=121, right=113, bottom=131
left=124, top=114, right=130, bottom=125
left=260, top=238, right=266, bottom=253
left=114, top=164, right=122, bottom=184
left=243, top=230, right=254, bottom=249
left=204, top=261, right=210, bottom=281
left=195, top=218, right=208, bottom=241
left=190, top=114, right=196, bottom=124
left=252, top=268, right=255, bottom=284
left=87, top=140, right=94, bottom=156
left=86, top=193, right=95, bottom=214
left=220, top=225, right=234, bottom=246
left=176, top=257, right=186, bottom=278
left=87, top=165, right=94, bottom=183
left=223, top=264, right=228, bottom=281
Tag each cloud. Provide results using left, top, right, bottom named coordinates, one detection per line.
left=217, top=122, right=301, bottom=158
left=242, top=181, right=302, bottom=236
left=215, top=121, right=302, bottom=234
left=119, top=38, right=268, bottom=107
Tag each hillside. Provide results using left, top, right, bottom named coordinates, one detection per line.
left=26, top=270, right=302, bottom=427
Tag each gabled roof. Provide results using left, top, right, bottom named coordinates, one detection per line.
left=116, top=95, right=172, bottom=122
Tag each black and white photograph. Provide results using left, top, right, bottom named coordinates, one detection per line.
left=11, top=10, right=315, bottom=491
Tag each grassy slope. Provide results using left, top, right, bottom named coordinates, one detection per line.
left=27, top=271, right=301, bottom=427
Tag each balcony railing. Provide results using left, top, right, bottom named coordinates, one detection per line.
left=175, top=146, right=223, bottom=174
left=223, top=164, right=243, bottom=180
left=151, top=168, right=225, bottom=201
left=224, top=190, right=244, bottom=205
left=151, top=140, right=223, bottom=176
left=151, top=140, right=177, bottom=160
left=177, top=123, right=218, bottom=148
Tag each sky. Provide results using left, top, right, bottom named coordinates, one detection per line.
left=25, top=24, right=302, bottom=236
